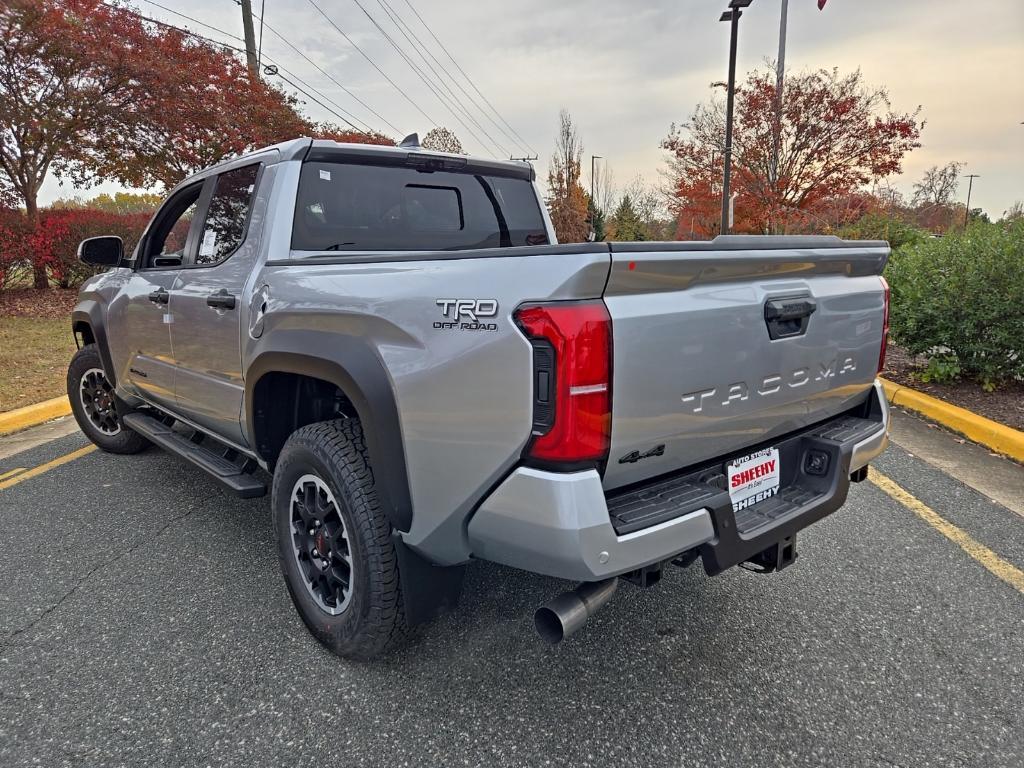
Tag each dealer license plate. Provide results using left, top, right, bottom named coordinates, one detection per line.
left=727, top=447, right=780, bottom=513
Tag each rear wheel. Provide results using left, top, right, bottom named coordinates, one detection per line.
left=272, top=418, right=410, bottom=660
left=67, top=345, right=148, bottom=454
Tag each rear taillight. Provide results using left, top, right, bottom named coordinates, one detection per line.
left=878, top=276, right=890, bottom=374
left=514, top=301, right=612, bottom=466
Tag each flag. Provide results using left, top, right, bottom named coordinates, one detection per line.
left=818, top=0, right=828, bottom=9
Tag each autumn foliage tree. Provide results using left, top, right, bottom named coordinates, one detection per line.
left=663, top=67, right=923, bottom=237
left=545, top=109, right=590, bottom=243
left=0, top=0, right=157, bottom=285
left=96, top=34, right=311, bottom=190
left=0, top=1, right=396, bottom=287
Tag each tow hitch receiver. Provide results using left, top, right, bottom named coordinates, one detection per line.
left=745, top=534, right=798, bottom=574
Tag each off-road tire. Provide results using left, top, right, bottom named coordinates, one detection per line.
left=272, top=418, right=410, bottom=660
left=67, top=345, right=148, bottom=454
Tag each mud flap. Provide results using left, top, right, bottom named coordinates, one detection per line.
left=392, top=533, right=466, bottom=626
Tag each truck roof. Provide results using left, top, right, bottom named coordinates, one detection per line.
left=175, top=136, right=535, bottom=191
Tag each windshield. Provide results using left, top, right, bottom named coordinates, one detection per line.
left=291, top=160, right=550, bottom=252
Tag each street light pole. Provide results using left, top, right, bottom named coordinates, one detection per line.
left=590, top=155, right=602, bottom=241
left=771, top=0, right=788, bottom=187
left=963, top=174, right=980, bottom=227
left=719, top=1, right=753, bottom=234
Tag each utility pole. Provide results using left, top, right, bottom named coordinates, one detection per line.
left=719, top=1, right=753, bottom=235
left=963, top=174, right=980, bottom=227
left=240, top=0, right=259, bottom=78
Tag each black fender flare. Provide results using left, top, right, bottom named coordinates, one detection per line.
left=245, top=337, right=413, bottom=532
left=71, top=300, right=117, bottom=387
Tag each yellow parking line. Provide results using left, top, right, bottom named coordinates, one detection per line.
left=869, top=468, right=1024, bottom=595
left=0, top=445, right=97, bottom=491
left=0, top=467, right=27, bottom=481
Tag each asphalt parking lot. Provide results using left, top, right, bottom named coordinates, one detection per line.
left=1, top=412, right=1022, bottom=767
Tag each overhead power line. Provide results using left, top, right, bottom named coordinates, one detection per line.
left=400, top=0, right=536, bottom=156
left=134, top=0, right=245, bottom=44
left=128, top=0, right=375, bottom=133
left=378, top=0, right=529, bottom=157
left=241, top=2, right=403, bottom=134
left=348, top=0, right=505, bottom=156
left=304, top=0, right=439, bottom=129
left=369, top=0, right=509, bottom=156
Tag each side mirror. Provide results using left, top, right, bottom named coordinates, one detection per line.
left=77, top=236, right=124, bottom=267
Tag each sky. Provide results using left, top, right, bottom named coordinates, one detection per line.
left=41, top=0, right=1024, bottom=218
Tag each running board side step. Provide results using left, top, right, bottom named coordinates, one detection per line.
left=122, top=413, right=266, bottom=498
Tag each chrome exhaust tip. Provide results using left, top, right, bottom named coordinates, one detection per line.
left=534, top=578, right=618, bottom=644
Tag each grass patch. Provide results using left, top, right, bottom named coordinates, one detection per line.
left=0, top=317, right=76, bottom=411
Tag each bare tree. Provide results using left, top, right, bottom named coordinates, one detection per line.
left=870, top=179, right=906, bottom=211
left=421, top=127, right=465, bottom=154
left=911, top=162, right=963, bottom=207
left=593, top=161, right=616, bottom=217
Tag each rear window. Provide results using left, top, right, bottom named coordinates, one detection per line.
left=291, top=161, right=549, bottom=252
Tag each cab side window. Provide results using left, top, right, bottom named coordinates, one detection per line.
left=142, top=183, right=202, bottom=268
left=195, top=164, right=260, bottom=266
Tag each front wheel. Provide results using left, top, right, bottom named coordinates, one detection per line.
left=67, top=345, right=148, bottom=454
left=272, top=418, right=410, bottom=660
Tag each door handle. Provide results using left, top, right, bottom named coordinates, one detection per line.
left=148, top=288, right=169, bottom=305
left=206, top=289, right=237, bottom=310
left=764, top=297, right=817, bottom=340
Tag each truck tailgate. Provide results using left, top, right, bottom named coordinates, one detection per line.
left=602, top=236, right=889, bottom=491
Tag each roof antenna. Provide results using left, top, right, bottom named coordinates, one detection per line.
left=399, top=132, right=420, bottom=148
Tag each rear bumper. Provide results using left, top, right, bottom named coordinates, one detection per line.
left=468, top=467, right=717, bottom=582
left=467, top=380, right=889, bottom=582
left=849, top=380, right=890, bottom=471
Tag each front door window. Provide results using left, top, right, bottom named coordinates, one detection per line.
left=142, top=185, right=202, bottom=268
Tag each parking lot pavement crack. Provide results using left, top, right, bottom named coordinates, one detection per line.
left=0, top=506, right=199, bottom=651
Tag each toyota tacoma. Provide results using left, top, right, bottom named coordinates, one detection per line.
left=68, top=136, right=890, bottom=658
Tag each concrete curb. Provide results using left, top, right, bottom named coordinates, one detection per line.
left=880, top=378, right=1024, bottom=462
left=0, top=396, right=72, bottom=436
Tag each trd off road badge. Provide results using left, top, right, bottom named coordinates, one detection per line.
left=435, top=299, right=499, bottom=331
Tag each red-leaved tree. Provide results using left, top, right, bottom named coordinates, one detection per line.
left=663, top=67, right=923, bottom=237
left=89, top=23, right=311, bottom=189
left=0, top=0, right=160, bottom=285
left=0, top=1, right=393, bottom=287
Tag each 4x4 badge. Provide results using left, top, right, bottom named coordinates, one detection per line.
left=618, top=444, right=665, bottom=464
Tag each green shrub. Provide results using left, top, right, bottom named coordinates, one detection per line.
left=840, top=212, right=928, bottom=250
left=885, top=220, right=1024, bottom=389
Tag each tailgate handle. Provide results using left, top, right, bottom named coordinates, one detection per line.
left=765, top=297, right=816, bottom=340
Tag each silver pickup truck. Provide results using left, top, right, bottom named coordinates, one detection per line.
left=69, top=137, right=890, bottom=659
